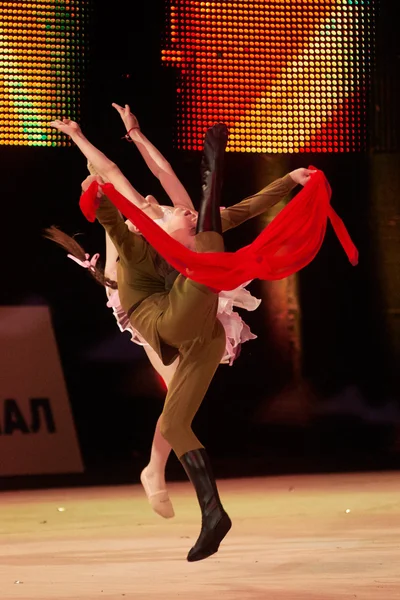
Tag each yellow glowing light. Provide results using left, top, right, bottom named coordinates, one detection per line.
left=0, top=1, right=88, bottom=147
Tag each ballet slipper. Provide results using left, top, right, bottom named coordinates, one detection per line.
left=140, top=466, right=175, bottom=519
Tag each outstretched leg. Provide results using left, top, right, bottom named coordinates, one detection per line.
left=181, top=123, right=232, bottom=562
left=159, top=123, right=232, bottom=561
left=196, top=122, right=227, bottom=236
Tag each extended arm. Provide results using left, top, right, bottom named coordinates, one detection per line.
left=221, top=168, right=315, bottom=232
left=113, top=103, right=195, bottom=211
left=49, top=118, right=163, bottom=219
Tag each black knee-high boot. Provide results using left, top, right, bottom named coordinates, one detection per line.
left=180, top=449, right=232, bottom=562
left=196, top=123, right=228, bottom=235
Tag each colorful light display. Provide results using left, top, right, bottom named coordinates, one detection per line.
left=162, top=0, right=374, bottom=153
left=0, top=1, right=89, bottom=147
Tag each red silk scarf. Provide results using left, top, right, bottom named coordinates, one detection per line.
left=79, top=169, right=358, bottom=292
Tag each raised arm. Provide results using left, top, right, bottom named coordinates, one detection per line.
left=112, top=103, right=195, bottom=211
left=49, top=118, right=163, bottom=220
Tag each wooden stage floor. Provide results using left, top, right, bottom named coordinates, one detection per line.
left=0, top=472, right=399, bottom=599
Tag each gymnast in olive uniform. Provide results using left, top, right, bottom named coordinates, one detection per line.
left=49, top=114, right=313, bottom=562
left=91, top=128, right=302, bottom=562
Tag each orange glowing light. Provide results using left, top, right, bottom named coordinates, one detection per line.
left=162, top=0, right=373, bottom=152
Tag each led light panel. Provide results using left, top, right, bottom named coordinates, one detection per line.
left=162, top=0, right=374, bottom=152
left=0, top=1, right=89, bottom=147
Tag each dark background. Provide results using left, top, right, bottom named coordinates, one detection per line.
left=1, top=0, right=399, bottom=489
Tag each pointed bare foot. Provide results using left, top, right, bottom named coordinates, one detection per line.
left=140, top=466, right=175, bottom=519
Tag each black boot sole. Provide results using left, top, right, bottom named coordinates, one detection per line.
left=187, top=513, right=232, bottom=562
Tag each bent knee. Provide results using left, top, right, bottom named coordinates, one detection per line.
left=159, top=416, right=182, bottom=446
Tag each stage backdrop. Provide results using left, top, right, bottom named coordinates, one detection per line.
left=0, top=306, right=83, bottom=476
left=0, top=0, right=89, bottom=147
left=162, top=0, right=375, bottom=153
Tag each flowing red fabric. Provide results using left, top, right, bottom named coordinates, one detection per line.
left=79, top=169, right=358, bottom=292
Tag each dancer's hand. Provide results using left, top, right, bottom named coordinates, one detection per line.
left=289, top=168, right=317, bottom=186
left=112, top=103, right=140, bottom=133
left=81, top=174, right=104, bottom=198
left=49, top=118, right=82, bottom=137
left=87, top=161, right=99, bottom=177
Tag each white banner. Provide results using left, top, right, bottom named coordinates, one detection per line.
left=0, top=306, right=84, bottom=476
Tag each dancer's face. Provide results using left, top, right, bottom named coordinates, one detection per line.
left=163, top=207, right=197, bottom=245
left=126, top=205, right=198, bottom=247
